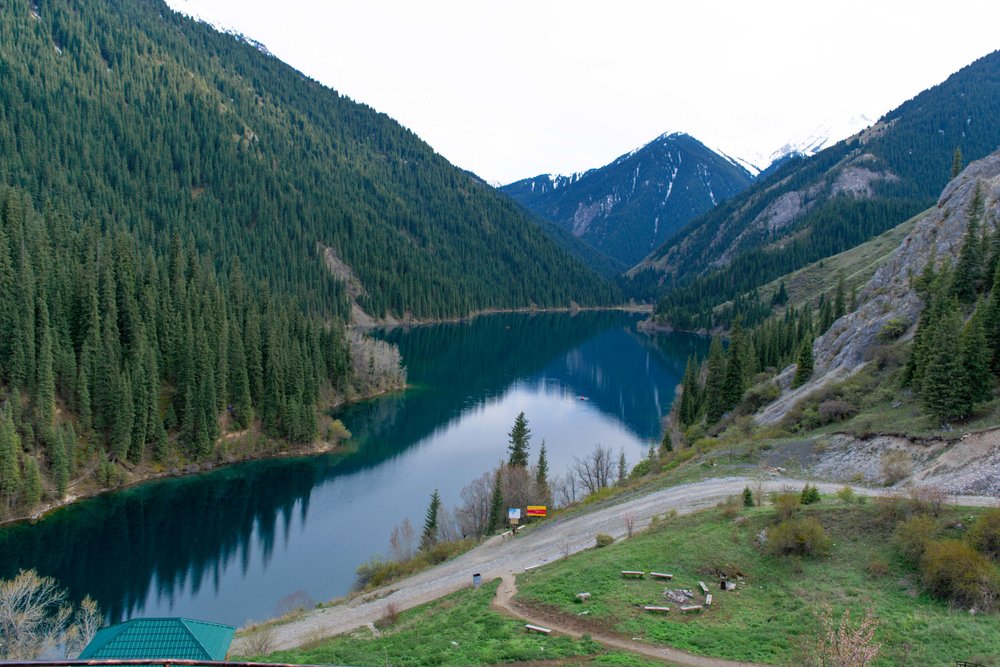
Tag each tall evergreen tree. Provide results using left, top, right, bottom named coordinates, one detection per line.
left=420, top=489, right=441, bottom=550
left=721, top=319, right=746, bottom=411
left=952, top=146, right=964, bottom=178
left=952, top=183, right=984, bottom=304
left=0, top=410, right=21, bottom=506
left=922, top=299, right=969, bottom=421
left=960, top=305, right=992, bottom=407
left=704, top=337, right=728, bottom=423
left=793, top=338, right=814, bottom=388
left=507, top=411, right=531, bottom=467
left=486, top=467, right=504, bottom=534
left=535, top=441, right=549, bottom=491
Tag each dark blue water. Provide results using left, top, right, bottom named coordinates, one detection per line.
left=0, top=312, right=706, bottom=626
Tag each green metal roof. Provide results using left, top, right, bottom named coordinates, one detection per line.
left=78, top=618, right=236, bottom=661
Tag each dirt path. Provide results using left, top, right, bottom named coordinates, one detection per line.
left=491, top=573, right=765, bottom=667
left=236, top=476, right=996, bottom=655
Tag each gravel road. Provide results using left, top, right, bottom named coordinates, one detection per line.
left=239, top=476, right=997, bottom=653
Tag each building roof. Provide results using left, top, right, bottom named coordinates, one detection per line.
left=78, top=618, right=236, bottom=661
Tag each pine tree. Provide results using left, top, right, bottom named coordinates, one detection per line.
left=660, top=429, right=673, bottom=454
left=704, top=337, right=727, bottom=423
left=793, top=338, right=814, bottom=388
left=984, top=263, right=1000, bottom=372
left=772, top=281, right=788, bottom=306
left=0, top=410, right=21, bottom=505
left=486, top=467, right=504, bottom=534
left=110, top=372, right=135, bottom=461
left=679, top=356, right=701, bottom=426
left=48, top=428, right=69, bottom=497
left=951, top=146, right=964, bottom=178
left=34, top=298, right=55, bottom=428
left=617, top=449, right=627, bottom=486
left=722, top=318, right=746, bottom=410
left=922, top=299, right=969, bottom=421
left=834, top=277, right=846, bottom=320
left=743, top=485, right=754, bottom=508
left=420, top=489, right=441, bottom=550
left=507, top=411, right=531, bottom=467
left=535, top=440, right=549, bottom=490
left=960, top=305, right=992, bottom=407
left=23, top=457, right=42, bottom=507
left=952, top=184, right=983, bottom=304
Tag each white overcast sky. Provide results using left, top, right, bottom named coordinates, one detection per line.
left=164, top=0, right=1000, bottom=184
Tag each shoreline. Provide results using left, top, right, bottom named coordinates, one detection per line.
left=0, top=384, right=405, bottom=530
left=350, top=302, right=653, bottom=329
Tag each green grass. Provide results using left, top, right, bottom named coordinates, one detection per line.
left=516, top=501, right=1000, bottom=666
left=239, top=579, right=657, bottom=666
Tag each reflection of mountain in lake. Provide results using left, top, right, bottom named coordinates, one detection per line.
left=525, top=325, right=707, bottom=441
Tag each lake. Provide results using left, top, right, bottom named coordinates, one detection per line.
left=0, top=311, right=707, bottom=627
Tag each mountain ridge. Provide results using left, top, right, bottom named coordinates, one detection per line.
left=502, top=132, right=754, bottom=269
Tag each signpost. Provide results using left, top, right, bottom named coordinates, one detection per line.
left=508, top=508, right=521, bottom=526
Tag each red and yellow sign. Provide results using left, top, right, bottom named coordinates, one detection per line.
left=527, top=505, right=547, bottom=517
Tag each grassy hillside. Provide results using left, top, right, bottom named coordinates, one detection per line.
left=517, top=500, right=1000, bottom=666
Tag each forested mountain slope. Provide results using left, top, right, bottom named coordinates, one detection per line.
left=502, top=133, right=753, bottom=269
left=634, top=50, right=1000, bottom=329
left=0, top=0, right=615, bottom=322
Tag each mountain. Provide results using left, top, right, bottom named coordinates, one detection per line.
left=501, top=133, right=755, bottom=269
left=0, top=0, right=620, bottom=518
left=0, top=0, right=615, bottom=323
left=634, top=50, right=1000, bottom=329
left=735, top=111, right=876, bottom=176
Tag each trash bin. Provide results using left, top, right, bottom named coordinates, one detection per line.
left=472, top=573, right=482, bottom=588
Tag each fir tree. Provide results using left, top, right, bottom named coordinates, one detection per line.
left=679, top=356, right=701, bottom=426
left=793, top=338, right=814, bottom=388
left=952, top=183, right=983, bottom=304
left=951, top=146, right=964, bottom=178
left=535, top=440, right=549, bottom=490
left=960, top=305, right=992, bottom=407
left=704, top=337, right=728, bottom=423
left=0, top=410, right=21, bottom=505
left=507, top=411, right=531, bottom=467
left=660, top=429, right=673, bottom=454
left=420, top=489, right=441, bottom=550
left=922, top=299, right=969, bottom=421
left=49, top=428, right=69, bottom=497
left=23, top=457, right=42, bottom=507
left=486, top=467, right=504, bottom=534
left=743, top=485, right=754, bottom=508
left=617, top=449, right=627, bottom=486
left=722, top=319, right=746, bottom=410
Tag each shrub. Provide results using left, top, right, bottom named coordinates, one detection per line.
left=595, top=533, right=614, bottom=548
left=920, top=539, right=999, bottom=609
left=718, top=495, right=740, bottom=519
left=880, top=450, right=911, bottom=485
left=774, top=492, right=801, bottom=521
left=877, top=318, right=909, bottom=344
left=769, top=517, right=831, bottom=557
left=836, top=486, right=857, bottom=504
left=967, top=509, right=1000, bottom=561
left=743, top=486, right=755, bottom=508
left=866, top=557, right=890, bottom=578
left=818, top=399, right=857, bottom=423
left=800, top=484, right=821, bottom=505
left=908, top=485, right=947, bottom=516
left=894, top=514, right=937, bottom=563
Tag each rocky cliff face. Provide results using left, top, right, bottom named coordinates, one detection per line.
left=757, top=149, right=1000, bottom=424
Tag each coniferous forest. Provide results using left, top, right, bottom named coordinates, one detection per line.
left=0, top=0, right=617, bottom=517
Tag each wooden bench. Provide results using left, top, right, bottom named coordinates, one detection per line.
left=698, top=581, right=709, bottom=595
left=576, top=592, right=591, bottom=602
left=650, top=572, right=673, bottom=580
left=680, top=605, right=704, bottom=613
left=621, top=570, right=645, bottom=578
left=525, top=624, right=551, bottom=635
left=705, top=594, right=713, bottom=607
left=643, top=605, right=671, bottom=613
